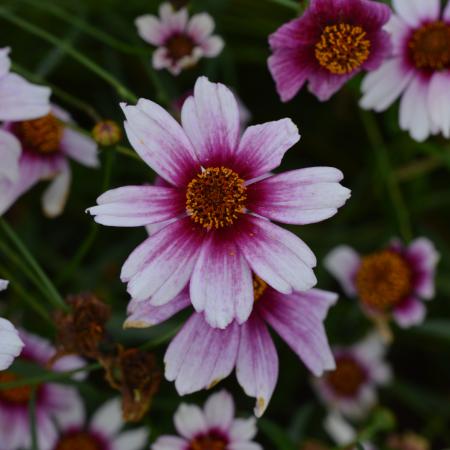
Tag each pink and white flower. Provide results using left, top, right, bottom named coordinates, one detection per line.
left=313, top=333, right=391, bottom=419
left=126, top=284, right=338, bottom=417
left=54, top=398, right=149, bottom=450
left=268, top=0, right=391, bottom=102
left=136, top=3, right=224, bottom=76
left=0, top=47, right=50, bottom=121
left=0, top=330, right=84, bottom=450
left=360, top=0, right=450, bottom=141
left=88, top=76, right=350, bottom=330
left=324, top=238, right=439, bottom=328
left=0, top=105, right=99, bottom=217
left=152, top=390, right=262, bottom=450
left=0, top=279, right=24, bottom=371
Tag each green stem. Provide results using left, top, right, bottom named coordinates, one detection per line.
left=140, top=324, right=182, bottom=350
left=0, top=6, right=137, bottom=103
left=267, top=0, right=301, bottom=12
left=29, top=388, right=39, bottom=450
left=113, top=145, right=142, bottom=162
left=0, top=219, right=67, bottom=310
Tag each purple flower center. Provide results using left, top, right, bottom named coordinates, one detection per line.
left=166, top=33, right=195, bottom=62
left=14, top=113, right=63, bottom=155
left=314, top=23, right=371, bottom=75
left=326, top=355, right=367, bottom=397
left=408, top=21, right=450, bottom=71
left=185, top=166, right=247, bottom=229
left=253, top=274, right=268, bottom=302
left=188, top=429, right=229, bottom=450
left=53, top=430, right=104, bottom=450
left=0, top=372, right=34, bottom=405
left=356, top=250, right=412, bottom=312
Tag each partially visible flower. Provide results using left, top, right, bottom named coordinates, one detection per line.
left=0, top=279, right=24, bottom=370
left=54, top=398, right=149, bottom=450
left=0, top=330, right=84, bottom=450
left=324, top=238, right=439, bottom=328
left=360, top=0, right=450, bottom=142
left=0, top=104, right=99, bottom=217
left=126, top=284, right=337, bottom=417
left=92, top=120, right=122, bottom=147
left=268, top=0, right=391, bottom=102
left=313, top=333, right=391, bottom=419
left=386, top=432, right=430, bottom=450
left=152, top=390, right=262, bottom=450
left=88, top=76, right=350, bottom=330
left=0, top=47, right=50, bottom=121
left=136, top=3, right=224, bottom=76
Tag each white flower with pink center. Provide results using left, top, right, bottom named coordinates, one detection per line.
left=53, top=398, right=149, bottom=450
left=152, top=390, right=262, bottom=450
left=88, top=76, right=350, bottom=330
left=324, top=238, right=439, bottom=328
left=0, top=279, right=24, bottom=371
left=136, top=3, right=224, bottom=76
left=360, top=0, right=450, bottom=141
left=313, top=333, right=392, bottom=419
left=0, top=105, right=99, bottom=217
left=0, top=47, right=50, bottom=121
left=0, top=330, right=84, bottom=450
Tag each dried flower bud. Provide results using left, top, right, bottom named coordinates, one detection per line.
left=387, top=433, right=430, bottom=450
left=92, top=120, right=122, bottom=147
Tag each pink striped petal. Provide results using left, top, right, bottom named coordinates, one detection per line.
left=248, top=167, right=350, bottom=225
left=122, top=99, right=199, bottom=187
left=121, top=218, right=204, bottom=304
left=236, top=314, right=278, bottom=417
left=164, top=313, right=240, bottom=395
left=88, top=185, right=184, bottom=227
left=392, top=0, right=440, bottom=26
left=190, top=235, right=253, bottom=329
left=181, top=77, right=240, bottom=166
left=259, top=289, right=337, bottom=376
left=393, top=297, right=426, bottom=328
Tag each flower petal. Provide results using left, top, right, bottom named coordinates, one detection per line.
left=174, top=403, right=207, bottom=439
left=248, top=167, right=350, bottom=225
left=122, top=99, right=199, bottom=187
left=204, top=390, right=235, bottom=431
left=190, top=235, right=253, bottom=329
left=202, top=36, right=224, bottom=57
left=428, top=72, right=450, bottom=139
left=445, top=0, right=450, bottom=20
left=181, top=77, right=240, bottom=166
left=229, top=417, right=258, bottom=442
left=152, top=436, right=188, bottom=450
left=88, top=185, right=184, bottom=227
left=0, top=279, right=8, bottom=290
left=0, top=318, right=24, bottom=370
left=42, top=163, right=71, bottom=218
left=165, top=313, right=239, bottom=395
left=135, top=14, right=165, bottom=46
left=236, top=314, right=278, bottom=417
left=392, top=0, right=440, bottom=26
left=0, top=47, right=11, bottom=77
left=61, top=127, right=99, bottom=168
left=229, top=443, right=263, bottom=450
left=187, top=13, right=215, bottom=40
left=0, top=129, right=21, bottom=183
left=393, top=297, right=426, bottom=328
left=115, top=428, right=150, bottom=450
left=91, top=398, right=123, bottom=437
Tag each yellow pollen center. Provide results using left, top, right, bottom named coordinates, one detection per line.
left=356, top=250, right=412, bottom=312
left=15, top=113, right=63, bottom=155
left=54, top=432, right=103, bottom=450
left=166, top=34, right=195, bottom=61
left=186, top=167, right=247, bottom=229
left=253, top=275, right=268, bottom=302
left=326, top=355, right=366, bottom=397
left=0, top=372, right=33, bottom=405
left=189, top=434, right=228, bottom=450
left=409, top=21, right=450, bottom=70
left=315, top=23, right=371, bottom=75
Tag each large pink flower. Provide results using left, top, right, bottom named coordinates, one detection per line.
left=126, top=285, right=337, bottom=417
left=136, top=3, right=224, bottom=76
left=88, top=77, right=350, bottom=329
left=360, top=0, right=450, bottom=141
left=0, top=105, right=99, bottom=217
left=0, top=47, right=50, bottom=121
left=268, top=0, right=391, bottom=102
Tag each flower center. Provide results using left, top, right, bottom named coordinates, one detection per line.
left=355, top=250, right=412, bottom=312
left=54, top=431, right=103, bottom=450
left=188, top=431, right=228, bottom=450
left=315, top=23, right=371, bottom=75
left=14, top=113, right=63, bottom=155
left=326, top=355, right=367, bottom=397
left=186, top=167, right=247, bottom=229
left=253, top=275, right=268, bottom=302
left=409, top=21, right=450, bottom=71
left=0, top=372, right=33, bottom=405
left=166, top=34, right=195, bottom=61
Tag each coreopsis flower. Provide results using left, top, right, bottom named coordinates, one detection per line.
left=0, top=47, right=50, bottom=121
left=313, top=333, right=391, bottom=419
left=268, top=0, right=391, bottom=102
left=0, top=279, right=24, bottom=370
left=135, top=3, right=224, bottom=76
left=88, top=76, right=350, bottom=329
left=152, top=390, right=262, bottom=450
left=324, top=238, right=439, bottom=328
left=360, top=0, right=450, bottom=142
left=0, top=330, right=84, bottom=450
left=0, top=105, right=99, bottom=217
left=53, top=398, right=149, bottom=450
left=125, top=284, right=337, bottom=417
